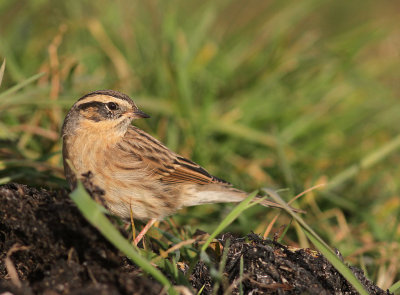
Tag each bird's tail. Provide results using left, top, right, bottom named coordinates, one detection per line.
left=184, top=184, right=305, bottom=213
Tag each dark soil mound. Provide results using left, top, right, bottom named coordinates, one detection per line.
left=0, top=183, right=392, bottom=294
left=0, top=183, right=161, bottom=295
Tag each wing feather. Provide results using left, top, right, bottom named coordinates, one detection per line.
left=124, top=126, right=230, bottom=186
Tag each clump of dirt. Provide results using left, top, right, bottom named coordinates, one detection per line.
left=195, top=233, right=391, bottom=294
left=0, top=183, right=393, bottom=294
left=0, top=183, right=162, bottom=294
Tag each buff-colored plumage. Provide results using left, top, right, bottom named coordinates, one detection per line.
left=62, top=90, right=302, bottom=221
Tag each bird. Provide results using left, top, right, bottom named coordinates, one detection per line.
left=62, top=90, right=303, bottom=244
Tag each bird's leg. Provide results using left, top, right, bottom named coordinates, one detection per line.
left=134, top=218, right=157, bottom=246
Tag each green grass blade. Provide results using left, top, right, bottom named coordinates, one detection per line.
left=201, top=191, right=258, bottom=252
left=0, top=176, right=12, bottom=184
left=275, top=132, right=295, bottom=189
left=389, top=280, right=400, bottom=294
left=239, top=255, right=244, bottom=295
left=0, top=59, right=5, bottom=87
left=212, top=122, right=276, bottom=148
left=326, top=134, right=400, bottom=191
left=0, top=72, right=45, bottom=99
left=277, top=218, right=293, bottom=244
left=212, top=238, right=230, bottom=295
left=69, top=182, right=174, bottom=292
left=303, top=230, right=369, bottom=295
left=196, top=284, right=206, bottom=295
left=264, top=188, right=369, bottom=295
left=263, top=188, right=332, bottom=250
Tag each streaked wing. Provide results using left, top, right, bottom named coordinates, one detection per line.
left=123, top=126, right=230, bottom=186
left=161, top=155, right=230, bottom=185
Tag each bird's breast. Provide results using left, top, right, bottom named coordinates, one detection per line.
left=64, top=128, right=120, bottom=184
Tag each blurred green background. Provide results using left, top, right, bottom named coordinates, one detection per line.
left=0, top=0, right=399, bottom=289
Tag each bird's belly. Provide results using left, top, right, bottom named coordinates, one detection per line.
left=67, top=135, right=182, bottom=220
left=76, top=160, right=181, bottom=220
left=99, top=181, right=181, bottom=220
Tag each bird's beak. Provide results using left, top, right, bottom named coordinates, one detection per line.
left=132, top=109, right=150, bottom=119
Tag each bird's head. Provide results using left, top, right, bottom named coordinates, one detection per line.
left=62, top=90, right=150, bottom=136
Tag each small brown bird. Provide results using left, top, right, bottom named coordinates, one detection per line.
left=62, top=90, right=302, bottom=242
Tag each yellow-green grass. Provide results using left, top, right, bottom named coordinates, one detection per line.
left=1, top=0, right=399, bottom=292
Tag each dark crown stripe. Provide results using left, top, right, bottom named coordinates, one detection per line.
left=77, top=101, right=104, bottom=110
left=78, top=90, right=134, bottom=105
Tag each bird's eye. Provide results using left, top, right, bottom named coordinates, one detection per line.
left=107, top=102, right=118, bottom=110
